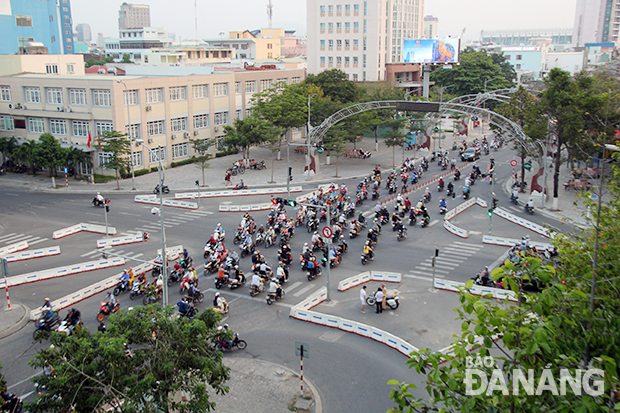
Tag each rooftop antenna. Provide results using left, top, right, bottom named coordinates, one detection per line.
left=194, top=0, right=198, bottom=45
left=267, top=0, right=273, bottom=29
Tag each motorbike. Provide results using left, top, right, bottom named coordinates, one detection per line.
left=215, top=333, right=247, bottom=351
left=1, top=393, right=23, bottom=413
left=151, top=265, right=161, bottom=278
left=306, top=265, right=322, bottom=281
left=510, top=194, right=519, bottom=205
left=396, top=226, right=407, bottom=242
left=408, top=213, right=417, bottom=226
left=180, top=256, right=193, bottom=270
left=168, top=269, right=183, bottom=286
left=371, top=190, right=379, bottom=200
left=525, top=204, right=535, bottom=215
left=266, top=289, right=285, bottom=305
left=184, top=288, right=205, bottom=304
left=97, top=301, right=119, bottom=321
left=366, top=290, right=400, bottom=309
left=250, top=160, right=266, bottom=170
left=153, top=184, right=170, bottom=194
left=249, top=283, right=264, bottom=297
left=306, top=218, right=318, bottom=233
left=255, top=232, right=265, bottom=245
left=92, top=197, right=104, bottom=207
left=228, top=272, right=246, bottom=290
left=233, top=183, right=247, bottom=190
left=423, top=193, right=431, bottom=203
left=142, top=286, right=161, bottom=305
left=420, top=216, right=430, bottom=228
left=203, top=258, right=221, bottom=275
left=447, top=187, right=454, bottom=198
left=264, top=233, right=275, bottom=248
left=454, top=171, right=461, bottom=181
left=214, top=276, right=228, bottom=289
left=33, top=316, right=60, bottom=340
left=113, top=280, right=130, bottom=296
left=179, top=276, right=198, bottom=294
left=463, top=186, right=470, bottom=200
left=391, top=220, right=401, bottom=231
left=360, top=252, right=373, bottom=265
left=439, top=205, right=447, bottom=215
left=129, top=282, right=146, bottom=300
left=438, top=182, right=444, bottom=192
left=472, top=273, right=499, bottom=288
left=239, top=241, right=255, bottom=258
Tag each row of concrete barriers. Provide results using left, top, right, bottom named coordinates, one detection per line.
left=97, top=233, right=146, bottom=249
left=433, top=278, right=518, bottom=302
left=29, top=245, right=184, bottom=321
left=53, top=223, right=118, bottom=239
left=134, top=195, right=197, bottom=210
left=3, top=246, right=61, bottom=263
left=337, top=270, right=401, bottom=291
left=482, top=235, right=552, bottom=250
left=0, top=240, right=29, bottom=256
left=493, top=207, right=553, bottom=238
left=175, top=186, right=303, bottom=200
left=442, top=197, right=486, bottom=238
left=0, top=257, right=125, bottom=289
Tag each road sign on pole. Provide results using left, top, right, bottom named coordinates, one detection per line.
left=510, top=160, right=518, bottom=167
left=322, top=226, right=333, bottom=239
left=295, top=342, right=309, bottom=396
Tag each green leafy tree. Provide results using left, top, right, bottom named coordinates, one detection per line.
left=382, top=118, right=408, bottom=168
left=13, top=139, right=38, bottom=174
left=28, top=305, right=229, bottom=413
left=222, top=116, right=283, bottom=159
left=85, top=56, right=114, bottom=68
left=490, top=51, right=517, bottom=86
left=0, top=136, right=18, bottom=164
left=99, top=130, right=130, bottom=190
left=121, top=53, right=132, bottom=63
left=64, top=147, right=92, bottom=178
left=305, top=69, right=361, bottom=103
left=323, top=123, right=348, bottom=177
left=33, top=133, right=66, bottom=177
left=0, top=362, right=6, bottom=394
left=430, top=50, right=512, bottom=96
left=191, top=138, right=215, bottom=187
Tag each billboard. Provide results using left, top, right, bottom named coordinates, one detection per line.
left=402, top=38, right=460, bottom=64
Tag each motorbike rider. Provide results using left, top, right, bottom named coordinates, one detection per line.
left=311, top=231, right=323, bottom=249
left=259, top=261, right=271, bottom=277
left=367, top=228, right=377, bottom=245
left=251, top=250, right=261, bottom=266
left=177, top=298, right=192, bottom=317
left=307, top=256, right=319, bottom=277
left=363, top=241, right=374, bottom=260
left=424, top=187, right=431, bottom=201
left=511, top=189, right=519, bottom=202
left=404, top=197, right=411, bottom=211
left=439, top=198, right=448, bottom=211
left=338, top=234, right=348, bottom=252
left=119, top=270, right=130, bottom=291
left=213, top=292, right=228, bottom=314
left=358, top=211, right=367, bottom=227
left=454, top=169, right=461, bottom=180
left=269, top=278, right=283, bottom=299
left=251, top=272, right=264, bottom=291
left=95, top=192, right=104, bottom=205
left=103, top=291, right=117, bottom=312
left=391, top=212, right=401, bottom=226
left=447, top=181, right=454, bottom=195
left=64, top=308, right=81, bottom=333
left=42, top=297, right=53, bottom=310
left=480, top=266, right=491, bottom=285
left=438, top=178, right=444, bottom=190
left=276, top=262, right=288, bottom=283
left=526, top=198, right=535, bottom=213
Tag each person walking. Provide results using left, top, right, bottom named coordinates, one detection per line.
left=375, top=288, right=384, bottom=314
left=360, top=285, right=367, bottom=313
left=224, top=170, right=232, bottom=186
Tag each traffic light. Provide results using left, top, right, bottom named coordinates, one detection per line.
left=143, top=231, right=149, bottom=241
left=487, top=208, right=493, bottom=217
left=272, top=197, right=283, bottom=206
left=105, top=199, right=110, bottom=212
left=287, top=199, right=297, bottom=207
left=288, top=167, right=293, bottom=181
left=195, top=180, right=199, bottom=187
left=322, top=248, right=329, bottom=263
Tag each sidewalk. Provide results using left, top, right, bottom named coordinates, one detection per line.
left=0, top=303, right=30, bottom=340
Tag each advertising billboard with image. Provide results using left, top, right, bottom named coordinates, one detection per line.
left=402, top=38, right=460, bottom=64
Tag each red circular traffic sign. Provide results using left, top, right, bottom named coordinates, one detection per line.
left=322, top=226, right=333, bottom=238
left=510, top=160, right=518, bottom=167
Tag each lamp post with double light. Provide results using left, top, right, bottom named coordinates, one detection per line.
left=117, top=80, right=136, bottom=190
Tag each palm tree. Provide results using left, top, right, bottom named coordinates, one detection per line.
left=0, top=137, right=17, bottom=166
left=13, top=140, right=38, bottom=174
left=66, top=147, right=92, bottom=178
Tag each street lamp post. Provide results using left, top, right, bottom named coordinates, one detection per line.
left=306, top=93, right=317, bottom=181
left=117, top=80, right=136, bottom=190
left=136, top=139, right=168, bottom=307
left=482, top=79, right=488, bottom=140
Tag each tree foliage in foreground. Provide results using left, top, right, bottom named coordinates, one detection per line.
left=388, top=159, right=620, bottom=412
left=28, top=305, right=229, bottom=413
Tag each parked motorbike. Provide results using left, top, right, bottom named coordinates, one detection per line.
left=366, top=290, right=400, bottom=309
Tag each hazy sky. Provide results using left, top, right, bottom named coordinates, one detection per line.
left=71, top=0, right=577, bottom=42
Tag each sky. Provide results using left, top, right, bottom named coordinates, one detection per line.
left=70, top=0, right=577, bottom=43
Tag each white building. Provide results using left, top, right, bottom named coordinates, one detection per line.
left=423, top=15, right=438, bottom=39
left=307, top=0, right=424, bottom=81
left=573, top=0, right=620, bottom=46
left=118, top=2, right=151, bottom=30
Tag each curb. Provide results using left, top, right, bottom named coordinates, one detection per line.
left=0, top=303, right=31, bottom=340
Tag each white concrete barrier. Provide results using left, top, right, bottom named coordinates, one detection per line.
left=443, top=220, right=468, bottom=238
left=337, top=271, right=371, bottom=291
left=370, top=271, right=401, bottom=284
left=433, top=278, right=518, bottom=303
left=156, top=245, right=184, bottom=260
left=53, top=223, right=117, bottom=239
left=482, top=235, right=552, bottom=250
left=0, top=257, right=125, bottom=289
left=134, top=195, right=198, bottom=210
left=4, top=246, right=60, bottom=262
left=0, top=240, right=30, bottom=256
left=175, top=186, right=303, bottom=200
left=433, top=279, right=465, bottom=293
left=97, top=233, right=146, bottom=249
left=493, top=208, right=553, bottom=238
left=475, top=197, right=488, bottom=208
left=219, top=202, right=273, bottom=212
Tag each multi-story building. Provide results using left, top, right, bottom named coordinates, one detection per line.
left=0, top=54, right=85, bottom=77
left=480, top=28, right=573, bottom=46
left=119, top=27, right=172, bottom=50
left=573, top=0, right=620, bottom=46
left=423, top=15, right=438, bottom=39
left=0, top=0, right=74, bottom=55
left=307, top=0, right=424, bottom=81
left=0, top=68, right=305, bottom=172
left=75, top=23, right=92, bottom=43
left=118, top=3, right=151, bottom=30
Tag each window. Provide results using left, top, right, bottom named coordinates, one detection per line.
left=171, top=117, right=187, bottom=132
left=49, top=119, right=66, bottom=135
left=321, top=39, right=325, bottom=49
left=346, top=4, right=351, bottom=13
left=345, top=22, right=350, bottom=31
left=353, top=56, right=359, bottom=65
left=516, top=64, right=522, bottom=69
left=15, top=15, right=32, bottom=27
left=214, top=112, right=229, bottom=126
left=69, top=88, right=87, bottom=105
left=130, top=151, right=143, bottom=167
left=46, top=88, right=63, bottom=105
left=169, top=86, right=186, bottom=101
left=329, top=57, right=334, bottom=64
left=193, top=114, right=210, bottom=129
left=213, top=83, right=228, bottom=97
left=98, top=152, right=113, bottom=168
left=24, top=87, right=41, bottom=103
left=126, top=124, right=140, bottom=139
left=328, top=5, right=333, bottom=13
left=0, top=116, right=14, bottom=131
left=235, top=82, right=241, bottom=95
left=148, top=147, right=166, bottom=163
left=260, top=79, right=273, bottom=90
left=147, top=120, right=164, bottom=136
left=267, top=43, right=273, bottom=50
left=192, top=84, right=208, bottom=99
left=320, top=56, right=325, bottom=64
left=354, top=22, right=359, bottom=31
left=328, top=23, right=333, bottom=32
left=0, top=86, right=10, bottom=102
left=80, top=161, right=93, bottom=176
left=516, top=55, right=522, bottom=61
left=92, top=89, right=111, bottom=107
left=345, top=39, right=350, bottom=48
left=337, top=5, right=342, bottom=13
left=28, top=118, right=44, bottom=133
left=172, top=142, right=190, bottom=159
left=320, top=5, right=325, bottom=14
left=276, top=78, right=287, bottom=86
left=354, top=4, right=359, bottom=13
left=236, top=109, right=241, bottom=119
left=320, top=23, right=325, bottom=32
left=245, top=108, right=252, bottom=118
left=337, top=40, right=342, bottom=48
left=329, top=40, right=334, bottom=49
left=337, top=56, right=342, bottom=65
left=123, top=90, right=138, bottom=106
left=345, top=56, right=350, bottom=65
left=245, top=81, right=256, bottom=93
left=145, top=88, right=162, bottom=103
left=46, top=64, right=58, bottom=74
left=72, top=121, right=90, bottom=137
left=354, top=39, right=359, bottom=48
left=291, top=77, right=301, bottom=84
left=337, top=22, right=342, bottom=32
left=95, top=121, right=114, bottom=136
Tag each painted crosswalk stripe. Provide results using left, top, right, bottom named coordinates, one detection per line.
left=0, top=233, right=17, bottom=242
left=429, top=219, right=439, bottom=227
left=131, top=253, right=144, bottom=259
left=293, top=284, right=315, bottom=297
left=284, top=281, right=303, bottom=293
left=2, top=234, right=32, bottom=244
left=453, top=242, right=484, bottom=250
left=28, top=238, right=49, bottom=246
left=80, top=250, right=102, bottom=258
left=404, top=274, right=435, bottom=281
left=442, top=248, right=474, bottom=257
left=417, top=262, right=453, bottom=271
left=408, top=270, right=444, bottom=278
left=434, top=257, right=466, bottom=265
left=163, top=221, right=181, bottom=226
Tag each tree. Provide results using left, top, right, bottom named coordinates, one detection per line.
left=305, top=69, right=361, bottom=103
left=0, top=136, right=17, bottom=164
left=387, top=159, right=620, bottom=412
left=490, top=51, right=517, bottom=86
left=382, top=118, right=408, bottom=168
left=496, top=86, right=547, bottom=189
left=99, top=130, right=131, bottom=190
left=13, top=139, right=38, bottom=174
left=323, top=124, right=348, bottom=177
left=121, top=53, right=132, bottom=63
left=33, top=133, right=66, bottom=177
left=28, top=305, right=229, bottom=413
left=222, top=116, right=283, bottom=159
left=191, top=138, right=215, bottom=187
left=65, top=147, right=92, bottom=178
left=430, top=50, right=512, bottom=96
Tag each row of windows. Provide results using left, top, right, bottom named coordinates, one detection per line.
left=320, top=56, right=360, bottom=65
left=321, top=39, right=360, bottom=48
left=320, top=4, right=360, bottom=14
left=1, top=87, right=111, bottom=107
left=320, top=22, right=360, bottom=32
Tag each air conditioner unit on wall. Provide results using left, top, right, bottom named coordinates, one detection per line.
left=148, top=138, right=153, bottom=143
left=145, top=105, right=152, bottom=111
left=184, top=132, right=190, bottom=138
left=193, top=130, right=199, bottom=136
left=171, top=134, right=176, bottom=140
left=214, top=126, right=219, bottom=132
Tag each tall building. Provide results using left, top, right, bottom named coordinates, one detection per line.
left=573, top=0, right=620, bottom=46
left=307, top=0, right=424, bottom=82
left=0, top=0, right=74, bottom=55
left=423, top=15, right=438, bottom=38
left=75, top=23, right=92, bottom=43
left=118, top=3, right=151, bottom=30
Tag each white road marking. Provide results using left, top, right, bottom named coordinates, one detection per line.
left=80, top=250, right=102, bottom=258
left=429, top=219, right=439, bottom=227
left=2, top=234, right=32, bottom=244
left=404, top=274, right=435, bottom=281
left=118, top=212, right=141, bottom=216
left=0, top=233, right=17, bottom=241
left=284, top=281, right=302, bottom=293
left=27, top=238, right=49, bottom=246
left=417, top=262, right=454, bottom=271
left=408, top=271, right=444, bottom=279
left=293, top=284, right=316, bottom=297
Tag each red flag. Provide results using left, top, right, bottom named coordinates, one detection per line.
left=87, top=131, right=92, bottom=148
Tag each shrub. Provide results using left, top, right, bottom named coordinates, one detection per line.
left=171, top=157, right=197, bottom=168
